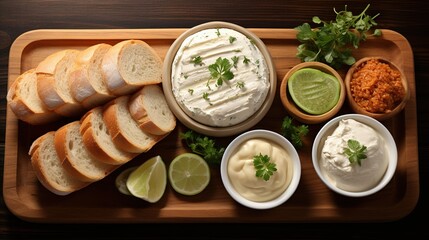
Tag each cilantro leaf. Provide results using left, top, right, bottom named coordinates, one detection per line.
left=343, top=139, right=367, bottom=166
left=280, top=116, right=309, bottom=149
left=295, top=4, right=381, bottom=69
left=208, top=57, right=234, bottom=86
left=180, top=130, right=225, bottom=165
left=253, top=153, right=277, bottom=181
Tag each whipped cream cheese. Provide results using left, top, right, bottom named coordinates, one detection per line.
left=227, top=138, right=293, bottom=202
left=171, top=28, right=270, bottom=127
left=320, top=119, right=388, bottom=192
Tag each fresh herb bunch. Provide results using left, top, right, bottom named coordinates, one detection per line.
left=253, top=153, right=277, bottom=181
left=180, top=130, right=225, bottom=165
left=295, top=4, right=382, bottom=69
left=281, top=116, right=309, bottom=149
left=208, top=57, right=234, bottom=86
left=343, top=139, right=367, bottom=166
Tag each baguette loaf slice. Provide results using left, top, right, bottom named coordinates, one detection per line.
left=36, top=49, right=85, bottom=117
left=101, top=40, right=162, bottom=96
left=102, top=95, right=163, bottom=153
left=80, top=107, right=137, bottom=165
left=54, top=121, right=118, bottom=182
left=128, top=84, right=176, bottom=135
left=69, top=44, right=115, bottom=109
left=6, top=69, right=60, bottom=125
left=29, top=131, right=88, bottom=195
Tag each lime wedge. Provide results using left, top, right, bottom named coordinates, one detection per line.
left=115, top=166, right=137, bottom=195
left=126, top=155, right=167, bottom=203
left=168, top=153, right=210, bottom=196
left=288, top=68, right=340, bottom=115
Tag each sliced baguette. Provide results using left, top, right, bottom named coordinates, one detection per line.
left=36, top=49, right=85, bottom=117
left=54, top=121, right=118, bottom=182
left=6, top=69, right=61, bottom=125
left=101, top=40, right=162, bottom=96
left=69, top=44, right=115, bottom=109
left=80, top=107, right=137, bottom=165
left=102, top=95, right=163, bottom=153
left=29, top=131, right=88, bottom=195
left=128, top=84, right=176, bottom=135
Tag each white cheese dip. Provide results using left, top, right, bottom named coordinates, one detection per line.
left=320, top=119, right=388, bottom=192
left=227, top=138, right=293, bottom=202
left=171, top=28, right=270, bottom=127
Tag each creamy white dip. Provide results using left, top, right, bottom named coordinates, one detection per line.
left=171, top=28, right=270, bottom=127
left=227, top=138, right=293, bottom=202
left=320, top=119, right=388, bottom=192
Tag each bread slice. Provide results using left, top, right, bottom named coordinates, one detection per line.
left=29, top=131, right=88, bottom=195
left=102, top=95, right=163, bottom=153
left=36, top=49, right=85, bottom=117
left=128, top=84, right=176, bottom=135
left=69, top=44, right=115, bottom=110
left=80, top=107, right=137, bottom=165
left=6, top=69, right=61, bottom=125
left=101, top=40, right=162, bottom=96
left=54, top=121, right=118, bottom=182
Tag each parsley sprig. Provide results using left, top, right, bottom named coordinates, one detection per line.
left=343, top=139, right=367, bottom=166
left=295, top=4, right=381, bottom=69
left=180, top=130, right=225, bottom=165
left=208, top=57, right=234, bottom=86
left=253, top=153, right=277, bottom=181
left=281, top=116, right=309, bottom=149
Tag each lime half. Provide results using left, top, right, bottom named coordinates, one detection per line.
left=126, top=155, right=167, bottom=203
left=168, top=153, right=210, bottom=196
left=288, top=68, right=340, bottom=115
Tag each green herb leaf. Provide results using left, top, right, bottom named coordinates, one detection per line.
left=295, top=4, right=381, bottom=69
left=180, top=130, right=225, bottom=165
left=253, top=153, right=277, bottom=181
left=191, top=56, right=203, bottom=66
left=343, top=139, right=367, bottom=166
left=208, top=57, right=234, bottom=86
left=280, top=116, right=309, bottom=149
left=229, top=36, right=237, bottom=43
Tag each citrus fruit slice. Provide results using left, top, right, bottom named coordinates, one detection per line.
left=168, top=153, right=210, bottom=196
left=288, top=68, right=340, bottom=115
left=126, top=155, right=167, bottom=203
left=115, top=166, right=137, bottom=195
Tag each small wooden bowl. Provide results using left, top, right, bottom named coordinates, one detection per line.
left=344, top=57, right=409, bottom=121
left=280, top=62, right=346, bottom=124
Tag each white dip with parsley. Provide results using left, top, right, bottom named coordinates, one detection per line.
left=320, top=119, right=388, bottom=192
left=171, top=28, right=270, bottom=127
left=227, top=138, right=293, bottom=202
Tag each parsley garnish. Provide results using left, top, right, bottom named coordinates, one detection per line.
left=295, top=4, right=381, bottom=69
left=188, top=89, right=194, bottom=95
left=343, top=139, right=367, bottom=166
left=229, top=36, right=237, bottom=43
left=215, top=29, right=221, bottom=37
left=191, top=56, right=203, bottom=66
left=208, top=57, right=234, bottom=86
left=236, top=81, right=245, bottom=89
left=243, top=56, right=250, bottom=64
left=202, top=92, right=209, bottom=101
left=180, top=130, right=225, bottom=165
left=231, top=56, right=239, bottom=68
left=253, top=153, right=277, bottom=181
left=280, top=116, right=309, bottom=149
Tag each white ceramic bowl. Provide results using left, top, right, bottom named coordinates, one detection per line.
left=220, top=130, right=301, bottom=209
left=311, top=114, right=397, bottom=197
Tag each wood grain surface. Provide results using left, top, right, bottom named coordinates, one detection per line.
left=1, top=0, right=428, bottom=239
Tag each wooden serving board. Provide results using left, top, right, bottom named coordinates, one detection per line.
left=3, top=29, right=419, bottom=223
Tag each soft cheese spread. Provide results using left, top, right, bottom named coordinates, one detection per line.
left=227, top=138, right=293, bottom=202
left=171, top=28, right=270, bottom=127
left=320, top=119, right=388, bottom=192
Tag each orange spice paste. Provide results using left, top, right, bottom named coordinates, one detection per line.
left=350, top=59, right=405, bottom=113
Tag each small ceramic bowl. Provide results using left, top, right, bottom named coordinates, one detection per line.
left=344, top=57, right=409, bottom=121
left=312, top=114, right=397, bottom=197
left=220, top=129, right=301, bottom=209
left=280, top=62, right=346, bottom=124
left=162, top=21, right=277, bottom=137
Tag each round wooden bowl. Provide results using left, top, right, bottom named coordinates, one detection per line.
left=162, top=21, right=277, bottom=137
left=280, top=62, right=346, bottom=124
left=344, top=57, right=409, bottom=121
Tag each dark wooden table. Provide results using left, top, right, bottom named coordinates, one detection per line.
left=1, top=0, right=428, bottom=239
